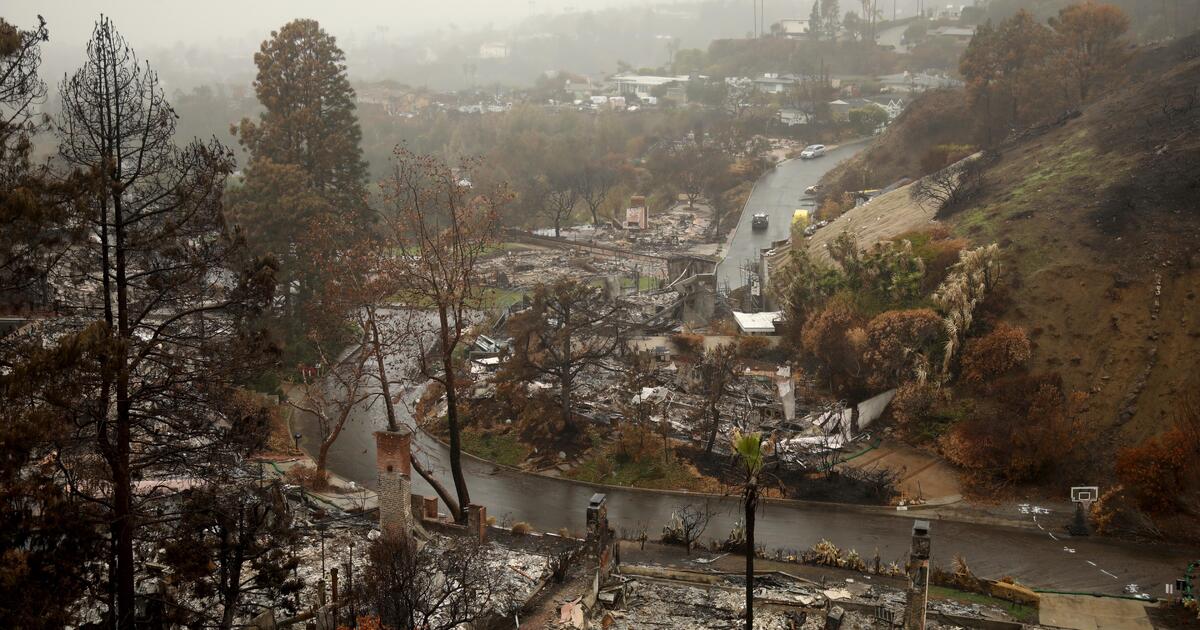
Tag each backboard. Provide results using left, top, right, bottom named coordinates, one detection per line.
left=1071, top=486, right=1100, bottom=508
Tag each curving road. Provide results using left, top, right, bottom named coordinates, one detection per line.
left=295, top=143, right=1196, bottom=595
left=716, top=142, right=866, bottom=290
left=296, top=362, right=1196, bottom=596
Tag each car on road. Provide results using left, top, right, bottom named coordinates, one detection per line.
left=800, top=144, right=827, bottom=159
left=803, top=184, right=822, bottom=196
left=752, top=213, right=769, bottom=230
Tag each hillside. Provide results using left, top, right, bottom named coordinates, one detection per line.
left=827, top=34, right=1200, bottom=460
left=819, top=88, right=980, bottom=198
left=948, top=35, right=1200, bottom=451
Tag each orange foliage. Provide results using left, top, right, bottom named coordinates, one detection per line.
left=1048, top=1, right=1131, bottom=103
left=284, top=464, right=329, bottom=491
left=942, top=375, right=1085, bottom=484
left=340, top=617, right=387, bottom=630
left=736, top=335, right=771, bottom=359
left=800, top=297, right=867, bottom=393
left=1115, top=402, right=1200, bottom=514
left=891, top=381, right=946, bottom=429
left=862, top=309, right=942, bottom=389
left=670, top=332, right=705, bottom=355
left=959, top=323, right=1031, bottom=385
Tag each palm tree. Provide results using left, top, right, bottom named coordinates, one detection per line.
left=732, top=429, right=764, bottom=630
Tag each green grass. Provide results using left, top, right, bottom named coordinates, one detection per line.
left=481, top=287, right=526, bottom=309
left=459, top=429, right=531, bottom=467
left=928, top=586, right=1037, bottom=623
left=568, top=449, right=703, bottom=490
left=619, top=275, right=661, bottom=291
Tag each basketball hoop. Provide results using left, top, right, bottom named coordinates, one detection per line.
left=1071, top=486, right=1100, bottom=512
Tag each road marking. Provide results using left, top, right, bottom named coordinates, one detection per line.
left=1102, top=570, right=1118, bottom=579
left=1087, top=561, right=1097, bottom=566
left=1049, top=532, right=1059, bottom=540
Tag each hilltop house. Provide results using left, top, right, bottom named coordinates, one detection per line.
left=610, top=74, right=691, bottom=101
left=777, top=18, right=811, bottom=38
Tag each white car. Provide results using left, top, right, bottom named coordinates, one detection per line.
left=800, top=144, right=827, bottom=159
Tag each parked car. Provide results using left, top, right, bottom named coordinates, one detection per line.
left=800, top=144, right=827, bottom=159
left=752, top=213, right=769, bottom=230
left=803, top=184, right=822, bottom=196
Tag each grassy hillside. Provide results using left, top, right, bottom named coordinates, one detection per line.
left=819, top=88, right=980, bottom=198
left=949, top=35, right=1200, bottom=450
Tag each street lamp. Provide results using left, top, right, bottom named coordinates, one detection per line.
left=293, top=431, right=302, bottom=454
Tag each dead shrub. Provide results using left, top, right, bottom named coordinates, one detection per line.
left=942, top=374, right=1086, bottom=484
left=959, top=323, right=1032, bottom=385
left=510, top=521, right=533, bottom=535
left=910, top=157, right=986, bottom=218
left=816, top=192, right=856, bottom=221
left=920, top=144, right=977, bottom=174
left=891, top=382, right=943, bottom=426
left=735, top=335, right=771, bottom=359
left=800, top=295, right=867, bottom=394
left=862, top=309, right=942, bottom=389
left=1114, top=398, right=1200, bottom=515
left=670, top=332, right=704, bottom=355
left=285, top=464, right=329, bottom=491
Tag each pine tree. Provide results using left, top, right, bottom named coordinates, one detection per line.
left=55, top=18, right=274, bottom=628
left=231, top=19, right=372, bottom=359
left=821, top=0, right=841, bottom=41
left=809, top=1, right=823, bottom=41
left=235, top=19, right=368, bottom=214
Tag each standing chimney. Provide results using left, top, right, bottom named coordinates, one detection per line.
left=375, top=430, right=414, bottom=540
left=903, top=520, right=931, bottom=630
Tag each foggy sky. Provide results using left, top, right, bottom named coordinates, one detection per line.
left=10, top=0, right=646, bottom=48
left=6, top=0, right=648, bottom=85
left=7, top=0, right=932, bottom=92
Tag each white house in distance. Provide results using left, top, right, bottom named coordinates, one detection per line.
left=733, top=311, right=783, bottom=336
left=610, top=74, right=691, bottom=100
left=778, top=18, right=811, bottom=38
left=779, top=108, right=812, bottom=126
left=478, top=42, right=509, bottom=59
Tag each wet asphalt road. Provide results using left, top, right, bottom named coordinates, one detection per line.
left=716, top=142, right=866, bottom=290
left=296, top=383, right=1197, bottom=596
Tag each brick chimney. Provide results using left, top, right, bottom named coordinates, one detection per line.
left=375, top=430, right=413, bottom=540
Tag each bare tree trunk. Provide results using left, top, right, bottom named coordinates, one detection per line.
left=411, top=457, right=461, bottom=519
left=744, top=486, right=757, bottom=630
left=560, top=331, right=573, bottom=429
left=705, top=410, right=719, bottom=454
left=367, top=308, right=462, bottom=518
left=114, top=177, right=136, bottom=630
left=439, top=306, right=470, bottom=523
